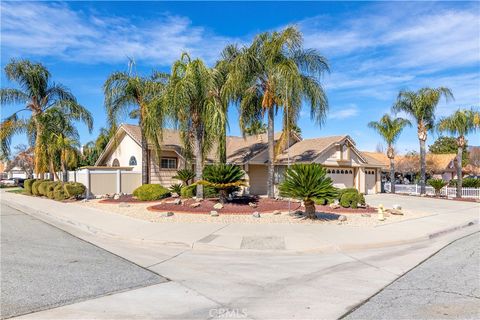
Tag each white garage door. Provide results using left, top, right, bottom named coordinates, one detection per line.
left=327, top=167, right=354, bottom=189
left=365, top=169, right=377, bottom=194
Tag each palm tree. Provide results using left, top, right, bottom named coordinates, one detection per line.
left=104, top=63, right=168, bottom=184
left=226, top=26, right=329, bottom=198
left=437, top=108, right=480, bottom=197
left=368, top=114, right=410, bottom=193
left=164, top=53, right=222, bottom=198
left=393, top=87, right=453, bottom=194
left=0, top=59, right=93, bottom=177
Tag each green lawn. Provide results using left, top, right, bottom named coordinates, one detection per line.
left=6, top=188, right=26, bottom=194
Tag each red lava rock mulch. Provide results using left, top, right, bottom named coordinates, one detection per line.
left=146, top=197, right=377, bottom=215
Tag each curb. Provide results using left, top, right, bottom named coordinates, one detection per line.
left=2, top=195, right=478, bottom=253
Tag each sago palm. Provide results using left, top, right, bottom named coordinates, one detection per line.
left=368, top=114, right=410, bottom=193
left=427, top=179, right=448, bottom=197
left=198, top=164, right=246, bottom=204
left=393, top=87, right=453, bottom=194
left=164, top=53, right=222, bottom=198
left=226, top=26, right=329, bottom=198
left=279, top=164, right=338, bottom=219
left=104, top=63, right=168, bottom=184
left=437, top=108, right=480, bottom=197
left=0, top=59, right=92, bottom=177
left=173, top=168, right=195, bottom=186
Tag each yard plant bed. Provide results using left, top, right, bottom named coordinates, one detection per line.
left=99, top=195, right=163, bottom=204
left=146, top=196, right=377, bottom=215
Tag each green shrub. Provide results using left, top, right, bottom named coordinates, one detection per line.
left=53, top=184, right=67, bottom=201
left=340, top=192, right=360, bottom=209
left=25, top=179, right=37, bottom=194
left=170, top=183, right=183, bottom=194
left=427, top=179, right=447, bottom=196
left=37, top=181, right=51, bottom=196
left=133, top=184, right=171, bottom=201
left=198, top=164, right=246, bottom=203
left=204, top=186, right=219, bottom=198
left=173, top=169, right=195, bottom=186
left=462, top=178, right=480, bottom=188
left=180, top=184, right=196, bottom=198
left=32, top=180, right=46, bottom=196
left=46, top=182, right=61, bottom=199
left=279, top=164, right=338, bottom=219
left=64, top=182, right=86, bottom=199
left=337, top=188, right=359, bottom=200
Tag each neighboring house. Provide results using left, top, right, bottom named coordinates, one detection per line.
left=362, top=152, right=458, bottom=182
left=96, top=124, right=385, bottom=195
left=4, top=166, right=29, bottom=179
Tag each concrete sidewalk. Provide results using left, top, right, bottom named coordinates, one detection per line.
left=2, top=191, right=479, bottom=252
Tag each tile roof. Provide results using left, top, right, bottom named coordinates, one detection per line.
left=274, top=136, right=347, bottom=164
left=361, top=151, right=457, bottom=172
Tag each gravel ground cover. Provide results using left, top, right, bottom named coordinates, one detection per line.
left=78, top=199, right=431, bottom=226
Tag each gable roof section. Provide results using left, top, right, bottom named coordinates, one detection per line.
left=361, top=152, right=456, bottom=172
left=96, top=124, right=279, bottom=165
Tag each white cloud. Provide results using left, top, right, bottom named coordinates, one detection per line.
left=328, top=104, right=359, bottom=119
left=0, top=2, right=239, bottom=66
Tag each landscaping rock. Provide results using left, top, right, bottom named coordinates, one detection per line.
left=248, top=202, right=257, bottom=208
left=210, top=210, right=219, bottom=217
left=162, top=211, right=174, bottom=217
left=190, top=202, right=201, bottom=208
left=113, top=194, right=120, bottom=200
left=118, top=202, right=130, bottom=208
left=173, top=198, right=182, bottom=205
left=393, top=204, right=402, bottom=210
left=338, top=215, right=347, bottom=222
left=387, top=209, right=404, bottom=215
left=252, top=211, right=261, bottom=218
left=273, top=210, right=281, bottom=215
left=171, top=193, right=179, bottom=198
left=329, top=203, right=340, bottom=209
left=213, top=203, right=223, bottom=210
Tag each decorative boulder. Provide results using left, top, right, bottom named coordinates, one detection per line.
left=338, top=215, right=347, bottom=222
left=190, top=202, right=201, bottom=208
left=272, top=210, right=281, bottom=215
left=329, top=203, right=340, bottom=209
left=113, top=194, right=120, bottom=200
left=393, top=204, right=402, bottom=210
left=171, top=193, right=179, bottom=198
left=388, top=209, right=403, bottom=215
left=252, top=212, right=260, bottom=218
left=173, top=198, right=182, bottom=205
left=210, top=210, right=219, bottom=217
left=213, top=203, right=223, bottom=210
left=248, top=202, right=257, bottom=208
left=162, top=211, right=174, bottom=217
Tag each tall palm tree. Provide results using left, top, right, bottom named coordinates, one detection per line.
left=104, top=63, right=168, bottom=184
left=393, top=87, right=453, bottom=194
left=0, top=59, right=93, bottom=177
left=164, top=53, right=221, bottom=198
left=437, top=108, right=480, bottom=197
left=226, top=26, right=329, bottom=198
left=368, top=114, right=411, bottom=193
left=41, top=107, right=81, bottom=181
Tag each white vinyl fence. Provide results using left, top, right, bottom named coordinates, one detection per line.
left=384, top=182, right=480, bottom=199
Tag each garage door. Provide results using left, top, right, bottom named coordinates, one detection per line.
left=327, top=167, right=354, bottom=189
left=365, top=169, right=377, bottom=194
left=248, top=165, right=268, bottom=195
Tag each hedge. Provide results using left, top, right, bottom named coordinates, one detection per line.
left=31, top=180, right=46, bottom=196
left=339, top=188, right=365, bottom=209
left=46, top=182, right=61, bottom=199
left=24, top=179, right=37, bottom=195
left=53, top=184, right=67, bottom=201
left=64, top=182, right=86, bottom=199
left=133, top=184, right=171, bottom=201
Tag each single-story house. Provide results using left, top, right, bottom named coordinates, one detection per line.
left=362, top=152, right=458, bottom=182
left=95, top=124, right=385, bottom=195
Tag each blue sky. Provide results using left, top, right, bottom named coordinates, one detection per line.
left=1, top=1, right=479, bottom=153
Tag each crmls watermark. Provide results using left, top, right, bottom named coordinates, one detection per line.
left=209, top=308, right=248, bottom=318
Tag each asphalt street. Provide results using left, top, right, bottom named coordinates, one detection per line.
left=345, top=232, right=480, bottom=320
left=0, top=203, right=166, bottom=319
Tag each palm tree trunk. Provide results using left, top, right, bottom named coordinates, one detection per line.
left=219, top=123, right=227, bottom=164
left=456, top=145, right=463, bottom=198
left=389, top=157, right=395, bottom=193
left=194, top=125, right=204, bottom=199
left=139, top=114, right=149, bottom=185
left=267, top=107, right=275, bottom=198
left=219, top=189, right=227, bottom=204
left=304, top=199, right=316, bottom=219
left=34, top=117, right=44, bottom=179
left=419, top=138, right=427, bottom=194
left=61, top=155, right=68, bottom=183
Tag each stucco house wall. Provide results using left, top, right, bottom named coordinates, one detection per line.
left=105, top=133, right=142, bottom=171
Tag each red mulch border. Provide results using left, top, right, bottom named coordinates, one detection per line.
left=145, top=197, right=377, bottom=215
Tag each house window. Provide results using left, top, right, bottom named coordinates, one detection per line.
left=160, top=157, right=177, bottom=169
left=112, top=158, right=120, bottom=167
left=129, top=156, right=137, bottom=166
